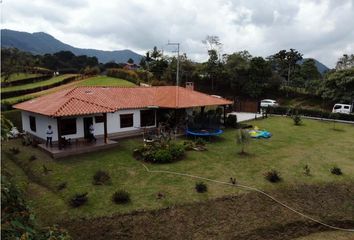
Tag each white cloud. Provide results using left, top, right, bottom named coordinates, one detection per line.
left=2, top=0, right=354, bottom=67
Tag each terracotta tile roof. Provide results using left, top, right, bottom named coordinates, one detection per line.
left=14, top=86, right=233, bottom=117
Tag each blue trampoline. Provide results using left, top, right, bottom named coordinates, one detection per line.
left=186, top=129, right=224, bottom=137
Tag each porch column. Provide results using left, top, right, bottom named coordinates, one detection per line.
left=57, top=117, right=62, bottom=150
left=223, top=105, right=226, bottom=125
left=103, top=113, right=108, bottom=144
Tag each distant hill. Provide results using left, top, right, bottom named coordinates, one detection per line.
left=298, top=58, right=330, bottom=75
left=1, top=29, right=143, bottom=64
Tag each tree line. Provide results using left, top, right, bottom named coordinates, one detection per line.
left=137, top=36, right=353, bottom=103
left=2, top=39, right=353, bottom=104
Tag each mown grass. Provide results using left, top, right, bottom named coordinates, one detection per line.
left=1, top=73, right=44, bottom=82
left=2, top=117, right=354, bottom=224
left=2, top=75, right=136, bottom=106
left=1, top=74, right=78, bottom=93
left=78, top=76, right=136, bottom=87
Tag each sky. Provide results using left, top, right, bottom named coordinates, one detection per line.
left=1, top=0, right=354, bottom=68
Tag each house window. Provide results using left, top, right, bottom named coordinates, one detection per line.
left=95, top=115, right=104, bottom=123
left=60, top=118, right=77, bottom=135
left=29, top=116, right=36, bottom=132
left=140, top=110, right=155, bottom=127
left=120, top=114, right=133, bottom=128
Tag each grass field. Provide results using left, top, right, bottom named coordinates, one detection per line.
left=2, top=117, right=354, bottom=225
left=1, top=75, right=136, bottom=106
left=78, top=76, right=135, bottom=87
left=1, top=73, right=44, bottom=82
left=1, top=74, right=78, bottom=93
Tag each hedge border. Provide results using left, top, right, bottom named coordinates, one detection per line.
left=1, top=75, right=52, bottom=87
left=1, top=75, right=78, bottom=99
left=262, top=106, right=354, bottom=122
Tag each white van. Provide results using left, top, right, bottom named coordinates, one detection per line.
left=260, top=99, right=279, bottom=107
left=332, top=104, right=353, bottom=114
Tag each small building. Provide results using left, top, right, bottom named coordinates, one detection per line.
left=14, top=85, right=232, bottom=157
left=123, top=63, right=139, bottom=70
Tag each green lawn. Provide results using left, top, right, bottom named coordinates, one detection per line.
left=1, top=74, right=78, bottom=93
left=78, top=76, right=136, bottom=87
left=1, top=75, right=135, bottom=106
left=2, top=117, right=354, bottom=224
left=1, top=73, right=44, bottom=82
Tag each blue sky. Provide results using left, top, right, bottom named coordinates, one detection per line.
left=2, top=0, right=354, bottom=67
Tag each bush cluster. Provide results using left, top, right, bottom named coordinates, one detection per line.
left=69, top=192, right=88, bottom=208
left=134, top=142, right=185, bottom=164
left=262, top=106, right=354, bottom=121
left=330, top=166, right=343, bottom=175
left=225, top=114, right=238, bottom=128
left=93, top=170, right=111, bottom=185
left=112, top=190, right=131, bottom=204
left=195, top=182, right=208, bottom=193
left=264, top=170, right=282, bottom=183
left=9, top=147, right=20, bottom=155
left=107, top=68, right=140, bottom=84
left=292, top=114, right=302, bottom=126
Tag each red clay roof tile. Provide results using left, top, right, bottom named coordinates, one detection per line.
left=14, top=86, right=232, bottom=117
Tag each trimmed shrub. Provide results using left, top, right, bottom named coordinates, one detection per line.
left=303, top=165, right=311, bottom=176
left=195, top=182, right=208, bottom=193
left=331, top=166, right=342, bottom=175
left=292, top=112, right=302, bottom=126
left=262, top=106, right=354, bottom=122
left=9, top=147, right=20, bottom=155
left=225, top=114, right=237, bottom=128
left=112, top=190, right=131, bottom=204
left=154, top=149, right=173, bottom=163
left=264, top=170, right=282, bottom=183
left=134, top=142, right=186, bottom=164
left=69, top=192, right=88, bottom=207
left=169, top=143, right=185, bottom=160
left=93, top=170, right=111, bottom=185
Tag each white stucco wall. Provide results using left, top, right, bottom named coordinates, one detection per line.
left=21, top=108, right=156, bottom=141
left=21, top=111, right=58, bottom=140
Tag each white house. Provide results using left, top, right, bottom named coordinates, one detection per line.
left=14, top=85, right=232, bottom=151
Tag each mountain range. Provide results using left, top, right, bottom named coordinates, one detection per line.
left=1, top=29, right=330, bottom=74
left=1, top=29, right=143, bottom=64
left=298, top=58, right=329, bottom=75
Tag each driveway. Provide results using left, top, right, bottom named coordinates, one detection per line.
left=232, top=112, right=262, bottom=122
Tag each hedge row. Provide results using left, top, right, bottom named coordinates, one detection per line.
left=1, top=74, right=52, bottom=87
left=107, top=68, right=140, bottom=84
left=262, top=106, right=354, bottom=122
left=1, top=75, right=78, bottom=99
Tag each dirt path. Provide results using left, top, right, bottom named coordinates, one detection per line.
left=61, top=183, right=354, bottom=240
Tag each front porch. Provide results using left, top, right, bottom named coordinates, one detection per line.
left=38, top=138, right=119, bottom=159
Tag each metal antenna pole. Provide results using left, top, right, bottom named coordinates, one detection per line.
left=167, top=41, right=180, bottom=86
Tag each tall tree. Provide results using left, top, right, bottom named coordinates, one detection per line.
left=271, top=49, right=303, bottom=90
left=320, top=68, right=354, bottom=102
left=335, top=54, right=354, bottom=70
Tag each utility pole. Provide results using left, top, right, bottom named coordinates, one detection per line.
left=167, top=41, right=180, bottom=86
